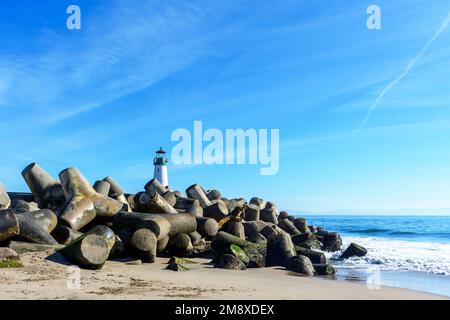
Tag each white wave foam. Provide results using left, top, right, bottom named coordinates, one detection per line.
left=333, top=236, right=450, bottom=276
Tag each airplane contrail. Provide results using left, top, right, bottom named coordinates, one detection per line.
left=356, top=11, right=450, bottom=131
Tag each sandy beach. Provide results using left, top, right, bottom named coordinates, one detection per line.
left=0, top=250, right=445, bottom=300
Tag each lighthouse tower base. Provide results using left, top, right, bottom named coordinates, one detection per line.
left=154, top=165, right=169, bottom=187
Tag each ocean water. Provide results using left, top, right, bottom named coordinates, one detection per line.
left=300, top=215, right=450, bottom=297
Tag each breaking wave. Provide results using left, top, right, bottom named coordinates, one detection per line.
left=334, top=236, right=450, bottom=276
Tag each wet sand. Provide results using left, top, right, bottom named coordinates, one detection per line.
left=0, top=250, right=446, bottom=300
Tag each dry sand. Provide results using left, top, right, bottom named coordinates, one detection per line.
left=0, top=250, right=446, bottom=300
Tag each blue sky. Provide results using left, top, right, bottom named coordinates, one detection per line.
left=1, top=0, right=450, bottom=213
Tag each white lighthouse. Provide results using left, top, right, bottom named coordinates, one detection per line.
left=153, top=147, right=169, bottom=187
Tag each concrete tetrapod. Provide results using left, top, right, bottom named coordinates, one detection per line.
left=340, top=243, right=367, bottom=259
left=222, top=221, right=245, bottom=240
left=21, top=163, right=65, bottom=209
left=59, top=168, right=124, bottom=231
left=286, top=255, right=315, bottom=275
left=293, top=218, right=309, bottom=233
left=15, top=213, right=58, bottom=245
left=207, top=189, right=222, bottom=201
left=112, top=212, right=196, bottom=240
left=243, top=221, right=259, bottom=237
left=203, top=202, right=228, bottom=221
left=266, top=233, right=296, bottom=267
left=0, top=209, right=20, bottom=242
left=215, top=254, right=246, bottom=270
left=157, top=236, right=170, bottom=253
left=260, top=225, right=278, bottom=239
left=162, top=191, right=177, bottom=207
left=277, top=218, right=301, bottom=235
left=247, top=232, right=267, bottom=244
left=187, top=201, right=203, bottom=217
left=9, top=241, right=63, bottom=253
left=52, top=225, right=83, bottom=245
left=58, top=225, right=115, bottom=269
left=313, top=264, right=335, bottom=275
left=112, top=212, right=171, bottom=240
left=174, top=195, right=198, bottom=211
left=195, top=217, right=219, bottom=238
left=168, top=233, right=193, bottom=257
left=0, top=183, right=11, bottom=209
left=186, top=184, right=212, bottom=208
left=260, top=208, right=278, bottom=224
left=144, top=178, right=167, bottom=196
left=59, top=233, right=111, bottom=270
left=129, top=228, right=157, bottom=263
left=84, top=225, right=116, bottom=252
left=211, top=231, right=256, bottom=255
left=10, top=199, right=39, bottom=214
left=103, top=176, right=131, bottom=212
left=26, top=209, right=58, bottom=233
left=93, top=180, right=111, bottom=196
left=243, top=204, right=260, bottom=221
left=188, top=231, right=202, bottom=246
left=211, top=231, right=266, bottom=268
left=249, top=197, right=266, bottom=210
left=135, top=190, right=177, bottom=214
left=295, top=247, right=327, bottom=264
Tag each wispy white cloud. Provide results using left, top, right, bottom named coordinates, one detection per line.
left=0, top=151, right=34, bottom=162
left=0, top=0, right=216, bottom=126
left=334, top=95, right=450, bottom=113
left=282, top=118, right=450, bottom=151
left=356, top=11, right=450, bottom=131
